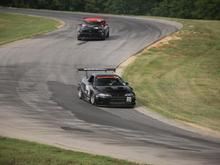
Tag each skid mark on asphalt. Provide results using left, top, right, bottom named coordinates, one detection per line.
left=77, top=41, right=88, bottom=45
left=47, top=81, right=220, bottom=153
left=61, top=126, right=93, bottom=133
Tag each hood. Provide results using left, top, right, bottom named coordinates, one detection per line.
left=95, top=86, right=133, bottom=96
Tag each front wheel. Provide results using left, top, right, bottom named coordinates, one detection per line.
left=77, top=34, right=81, bottom=40
left=78, top=88, right=83, bottom=99
left=90, top=93, right=96, bottom=105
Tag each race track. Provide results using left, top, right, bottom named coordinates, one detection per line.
left=0, top=7, right=220, bottom=165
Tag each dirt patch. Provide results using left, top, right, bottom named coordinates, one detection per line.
left=151, top=35, right=181, bottom=49
left=53, top=18, right=65, bottom=29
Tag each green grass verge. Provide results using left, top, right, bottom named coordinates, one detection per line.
left=123, top=18, right=220, bottom=131
left=0, top=137, right=142, bottom=165
left=0, top=12, right=59, bottom=45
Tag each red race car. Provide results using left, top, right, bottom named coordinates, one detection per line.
left=77, top=17, right=110, bottom=40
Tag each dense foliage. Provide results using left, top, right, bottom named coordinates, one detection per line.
left=0, top=0, right=219, bottom=20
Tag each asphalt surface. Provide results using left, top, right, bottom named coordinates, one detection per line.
left=0, top=7, right=220, bottom=165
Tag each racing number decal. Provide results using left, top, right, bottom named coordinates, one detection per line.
left=126, top=97, right=132, bottom=103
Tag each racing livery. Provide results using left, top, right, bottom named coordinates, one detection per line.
left=77, top=17, right=109, bottom=40
left=77, top=68, right=136, bottom=107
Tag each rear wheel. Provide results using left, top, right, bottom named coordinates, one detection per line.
left=106, top=31, right=109, bottom=38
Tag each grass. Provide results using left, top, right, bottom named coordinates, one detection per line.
left=0, top=137, right=142, bottom=165
left=123, top=18, right=220, bottom=131
left=0, top=12, right=59, bottom=45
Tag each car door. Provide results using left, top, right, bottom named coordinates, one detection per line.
left=79, top=78, right=87, bottom=97
left=84, top=75, right=95, bottom=98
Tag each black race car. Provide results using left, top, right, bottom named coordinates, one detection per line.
left=77, top=68, right=136, bottom=107
left=77, top=17, right=109, bottom=40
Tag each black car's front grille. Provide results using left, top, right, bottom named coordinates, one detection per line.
left=96, top=96, right=135, bottom=106
left=111, top=97, right=126, bottom=101
left=109, top=97, right=127, bottom=104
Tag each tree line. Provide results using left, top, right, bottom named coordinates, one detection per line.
left=0, top=0, right=219, bottom=20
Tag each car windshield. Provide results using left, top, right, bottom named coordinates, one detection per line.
left=95, top=75, right=124, bottom=86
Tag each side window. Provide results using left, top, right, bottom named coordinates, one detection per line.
left=81, top=83, right=86, bottom=91
left=88, top=75, right=94, bottom=84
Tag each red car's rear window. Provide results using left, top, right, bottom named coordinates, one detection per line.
left=84, top=17, right=104, bottom=23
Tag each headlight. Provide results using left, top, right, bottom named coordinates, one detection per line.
left=125, top=93, right=134, bottom=97
left=96, top=93, right=111, bottom=98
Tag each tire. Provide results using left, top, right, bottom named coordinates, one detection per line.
left=129, top=105, right=135, bottom=108
left=90, top=93, right=96, bottom=105
left=77, top=34, right=81, bottom=40
left=100, top=32, right=105, bottom=40
left=78, top=88, right=83, bottom=99
left=106, top=31, right=109, bottom=38
left=101, top=36, right=105, bottom=40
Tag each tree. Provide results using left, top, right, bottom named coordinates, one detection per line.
left=0, top=0, right=219, bottom=20
left=193, top=0, right=220, bottom=19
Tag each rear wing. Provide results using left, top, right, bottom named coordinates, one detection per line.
left=77, top=68, right=116, bottom=78
left=77, top=68, right=116, bottom=72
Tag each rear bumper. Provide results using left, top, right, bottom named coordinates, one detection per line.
left=78, top=32, right=105, bottom=40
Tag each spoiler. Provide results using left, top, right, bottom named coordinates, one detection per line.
left=77, top=68, right=116, bottom=78
left=77, top=68, right=116, bottom=72
left=83, top=16, right=103, bottom=19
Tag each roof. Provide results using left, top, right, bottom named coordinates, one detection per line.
left=83, top=17, right=105, bottom=23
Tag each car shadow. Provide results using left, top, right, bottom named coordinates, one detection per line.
left=47, top=81, right=137, bottom=129
left=107, top=35, right=120, bottom=41
left=77, top=35, right=120, bottom=43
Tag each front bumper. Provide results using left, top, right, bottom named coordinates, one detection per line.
left=95, top=95, right=136, bottom=107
